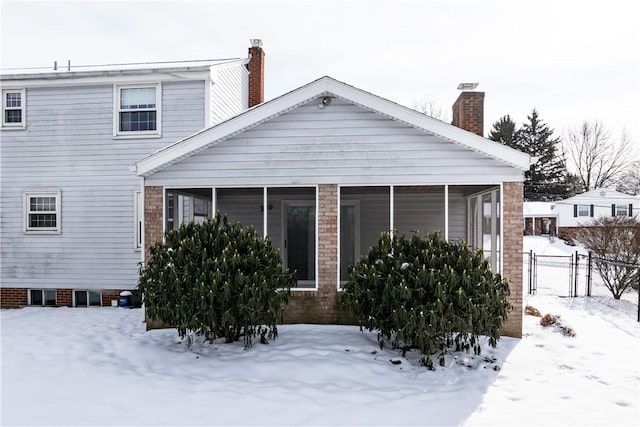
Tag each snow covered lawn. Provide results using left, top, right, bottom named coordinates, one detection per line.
left=2, top=294, right=638, bottom=426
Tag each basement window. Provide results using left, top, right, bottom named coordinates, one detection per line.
left=74, top=290, right=102, bottom=307
left=29, top=289, right=56, bottom=306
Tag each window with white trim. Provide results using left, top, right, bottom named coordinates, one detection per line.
left=29, top=289, right=56, bottom=306
left=74, top=290, right=102, bottom=307
left=2, top=89, right=25, bottom=128
left=115, top=84, right=160, bottom=136
left=24, top=192, right=61, bottom=233
left=577, top=204, right=590, bottom=217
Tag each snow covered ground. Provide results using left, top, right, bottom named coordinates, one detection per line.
left=1, top=236, right=638, bottom=426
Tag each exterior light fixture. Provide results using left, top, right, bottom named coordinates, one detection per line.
left=318, top=96, right=332, bottom=110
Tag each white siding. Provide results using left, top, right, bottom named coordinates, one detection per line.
left=145, top=99, right=524, bottom=187
left=210, top=64, right=248, bottom=125
left=555, top=191, right=638, bottom=228
left=1, top=80, right=206, bottom=290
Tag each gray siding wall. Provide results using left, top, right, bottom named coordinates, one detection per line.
left=210, top=65, right=248, bottom=125
left=145, top=98, right=524, bottom=187
left=1, top=80, right=206, bottom=289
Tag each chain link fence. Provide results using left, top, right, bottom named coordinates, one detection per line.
left=523, top=250, right=640, bottom=322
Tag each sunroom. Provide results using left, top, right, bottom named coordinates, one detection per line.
left=162, top=184, right=502, bottom=289
left=137, top=76, right=532, bottom=336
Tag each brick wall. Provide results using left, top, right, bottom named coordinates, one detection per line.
left=0, top=288, right=28, bottom=308
left=282, top=184, right=351, bottom=324
left=144, top=186, right=164, bottom=261
left=502, top=181, right=523, bottom=338
left=452, top=92, right=485, bottom=137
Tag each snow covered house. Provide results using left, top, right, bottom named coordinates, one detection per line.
left=136, top=77, right=535, bottom=337
left=552, top=188, right=638, bottom=238
left=0, top=41, right=266, bottom=308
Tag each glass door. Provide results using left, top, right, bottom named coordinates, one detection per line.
left=283, top=202, right=316, bottom=287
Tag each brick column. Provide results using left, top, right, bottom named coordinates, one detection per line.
left=317, top=184, right=339, bottom=311
left=0, top=288, right=28, bottom=308
left=144, top=186, right=164, bottom=261
left=502, top=181, right=523, bottom=338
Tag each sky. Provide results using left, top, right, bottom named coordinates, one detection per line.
left=2, top=235, right=639, bottom=426
left=1, top=0, right=638, bottom=150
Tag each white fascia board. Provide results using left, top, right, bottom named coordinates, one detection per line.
left=137, top=76, right=534, bottom=176
left=0, top=66, right=217, bottom=88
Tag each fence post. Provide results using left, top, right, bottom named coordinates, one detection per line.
left=587, top=251, right=592, bottom=297
left=573, top=251, right=579, bottom=297
left=528, top=249, right=533, bottom=294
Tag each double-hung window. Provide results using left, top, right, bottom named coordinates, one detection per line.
left=576, top=204, right=590, bottom=217
left=24, top=192, right=61, bottom=233
left=115, top=84, right=160, bottom=136
left=2, top=89, right=25, bottom=128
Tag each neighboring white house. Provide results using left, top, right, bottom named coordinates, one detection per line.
left=0, top=41, right=265, bottom=308
left=553, top=188, right=638, bottom=235
left=136, top=76, right=536, bottom=337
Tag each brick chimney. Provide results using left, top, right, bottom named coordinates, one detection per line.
left=452, top=91, right=485, bottom=137
left=247, top=39, right=265, bottom=108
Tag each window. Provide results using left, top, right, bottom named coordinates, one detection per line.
left=115, top=84, right=160, bottom=136
left=75, top=290, right=102, bottom=307
left=2, top=89, right=25, bottom=128
left=613, top=204, right=631, bottom=217
left=24, top=192, right=61, bottom=233
left=576, top=204, right=590, bottom=217
left=29, top=289, right=56, bottom=306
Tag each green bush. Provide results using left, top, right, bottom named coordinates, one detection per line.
left=138, top=214, right=295, bottom=348
left=341, top=231, right=511, bottom=368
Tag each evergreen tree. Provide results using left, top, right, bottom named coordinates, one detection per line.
left=488, top=115, right=518, bottom=148
left=516, top=109, right=569, bottom=201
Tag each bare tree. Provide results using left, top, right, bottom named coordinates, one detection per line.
left=412, top=97, right=451, bottom=122
left=563, top=121, right=635, bottom=191
left=576, top=216, right=640, bottom=299
left=617, top=160, right=640, bottom=195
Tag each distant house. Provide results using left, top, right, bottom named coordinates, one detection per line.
left=523, top=202, right=558, bottom=236
left=136, top=76, right=535, bottom=338
left=0, top=40, right=265, bottom=308
left=553, top=188, right=638, bottom=237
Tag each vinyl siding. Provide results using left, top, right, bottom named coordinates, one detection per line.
left=145, top=98, right=524, bottom=187
left=0, top=80, right=206, bottom=290
left=210, top=64, right=248, bottom=125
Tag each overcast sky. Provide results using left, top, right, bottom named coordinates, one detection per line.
left=1, top=0, right=638, bottom=151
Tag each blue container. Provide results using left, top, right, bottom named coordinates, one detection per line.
left=119, top=291, right=132, bottom=308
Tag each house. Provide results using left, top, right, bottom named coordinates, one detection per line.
left=0, top=40, right=266, bottom=308
left=523, top=202, right=558, bottom=236
left=136, top=77, right=535, bottom=338
left=553, top=188, right=638, bottom=238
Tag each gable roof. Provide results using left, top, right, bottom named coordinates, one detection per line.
left=136, top=76, right=535, bottom=177
left=559, top=188, right=638, bottom=204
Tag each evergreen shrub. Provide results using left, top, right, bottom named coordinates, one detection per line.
left=138, top=214, right=295, bottom=348
left=341, top=231, right=511, bottom=368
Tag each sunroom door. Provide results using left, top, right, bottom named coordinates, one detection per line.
left=283, top=201, right=316, bottom=287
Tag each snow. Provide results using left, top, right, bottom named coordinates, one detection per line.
left=1, top=237, right=638, bottom=426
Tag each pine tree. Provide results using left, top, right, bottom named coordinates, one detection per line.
left=488, top=115, right=518, bottom=149
left=516, top=109, right=569, bottom=201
